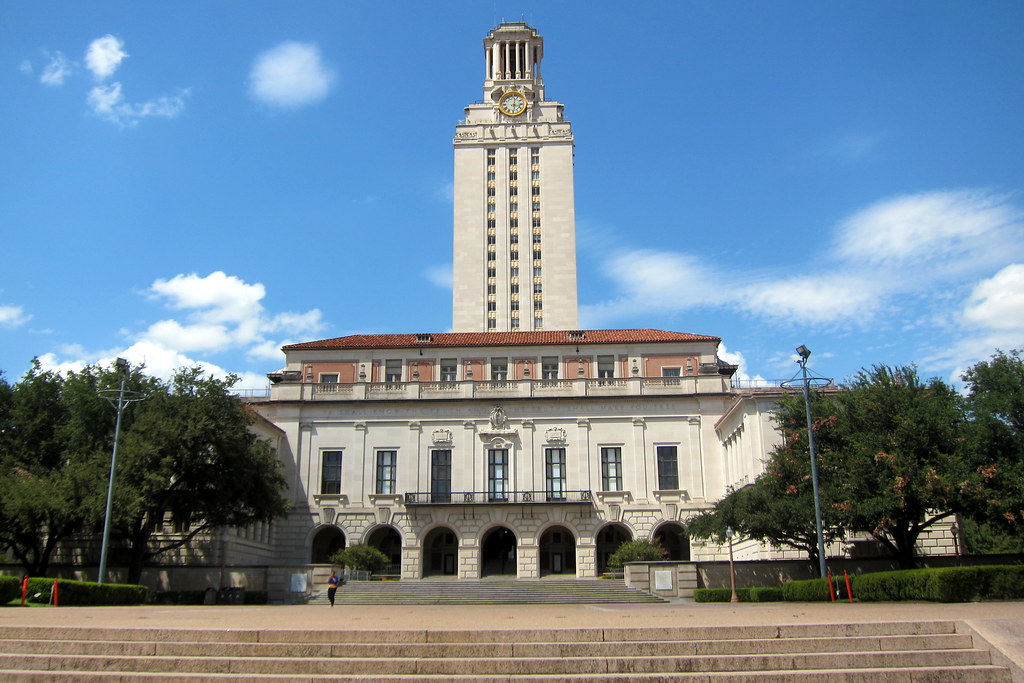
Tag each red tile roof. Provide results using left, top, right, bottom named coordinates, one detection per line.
left=283, top=329, right=720, bottom=351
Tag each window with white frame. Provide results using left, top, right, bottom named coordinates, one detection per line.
left=597, top=356, right=615, bottom=378
left=375, top=450, right=397, bottom=494
left=491, top=357, right=508, bottom=381
left=601, top=446, right=623, bottom=491
left=488, top=448, right=508, bottom=501
left=321, top=450, right=343, bottom=495
left=545, top=447, right=566, bottom=500
left=440, top=359, right=457, bottom=382
left=657, top=445, right=679, bottom=490
left=431, top=449, right=451, bottom=502
left=319, top=373, right=339, bottom=383
left=385, top=360, right=402, bottom=382
left=541, top=357, right=558, bottom=379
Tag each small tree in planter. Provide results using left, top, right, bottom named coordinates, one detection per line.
left=328, top=544, right=389, bottom=574
left=608, top=540, right=668, bottom=569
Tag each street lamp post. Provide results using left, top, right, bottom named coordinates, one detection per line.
left=97, top=359, right=145, bottom=584
left=795, top=345, right=828, bottom=579
left=727, top=527, right=739, bottom=603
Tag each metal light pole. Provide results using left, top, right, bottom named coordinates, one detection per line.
left=795, top=345, right=828, bottom=579
left=97, top=359, right=146, bottom=584
left=727, top=527, right=739, bottom=603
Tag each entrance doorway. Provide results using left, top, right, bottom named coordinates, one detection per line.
left=653, top=523, right=691, bottom=561
left=311, top=526, right=345, bottom=564
left=481, top=526, right=517, bottom=576
left=367, top=526, right=402, bottom=574
left=539, top=525, right=576, bottom=576
left=422, top=527, right=458, bottom=577
left=595, top=523, right=632, bottom=574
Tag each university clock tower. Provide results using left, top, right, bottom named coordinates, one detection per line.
left=452, top=23, right=579, bottom=333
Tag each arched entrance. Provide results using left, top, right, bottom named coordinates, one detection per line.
left=653, top=523, right=690, bottom=561
left=481, top=526, right=517, bottom=576
left=539, top=525, right=576, bottom=576
left=595, top=523, right=632, bottom=574
left=367, top=526, right=402, bottom=574
left=422, top=527, right=458, bottom=577
left=311, top=526, right=345, bottom=564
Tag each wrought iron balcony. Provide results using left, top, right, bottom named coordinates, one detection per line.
left=404, top=490, right=593, bottom=506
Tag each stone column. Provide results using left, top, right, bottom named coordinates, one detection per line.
left=576, top=542, right=597, bottom=578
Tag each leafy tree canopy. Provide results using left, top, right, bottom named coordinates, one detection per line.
left=329, top=544, right=389, bottom=572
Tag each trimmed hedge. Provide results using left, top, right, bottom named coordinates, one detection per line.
left=693, top=586, right=784, bottom=603
left=0, top=576, right=21, bottom=604
left=24, top=578, right=145, bottom=606
left=781, top=577, right=849, bottom=602
left=853, top=565, right=1024, bottom=602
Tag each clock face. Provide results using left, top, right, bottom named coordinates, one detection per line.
left=499, top=91, right=527, bottom=116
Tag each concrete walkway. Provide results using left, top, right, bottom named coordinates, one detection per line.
left=2, top=600, right=1023, bottom=678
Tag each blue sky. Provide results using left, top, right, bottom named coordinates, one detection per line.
left=2, top=1, right=1022, bottom=391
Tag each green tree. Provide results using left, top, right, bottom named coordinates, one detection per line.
left=113, top=367, right=290, bottom=584
left=688, top=391, right=846, bottom=566
left=0, top=362, right=110, bottom=575
left=829, top=365, right=973, bottom=568
left=962, top=350, right=1024, bottom=536
left=607, top=539, right=667, bottom=568
left=329, top=544, right=389, bottom=572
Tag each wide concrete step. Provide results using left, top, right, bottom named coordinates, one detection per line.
left=317, top=578, right=666, bottom=604
left=0, top=621, right=1010, bottom=682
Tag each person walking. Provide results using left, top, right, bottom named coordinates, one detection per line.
left=327, top=570, right=340, bottom=607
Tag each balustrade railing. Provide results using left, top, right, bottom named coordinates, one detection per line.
left=404, top=490, right=593, bottom=505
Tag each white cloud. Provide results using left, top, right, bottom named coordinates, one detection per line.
left=40, top=51, right=73, bottom=86
left=143, top=270, right=323, bottom=359
left=18, top=60, right=33, bottom=75
left=248, top=42, right=335, bottom=108
left=962, top=264, right=1024, bottom=330
left=585, top=188, right=1024, bottom=332
left=87, top=82, right=188, bottom=127
left=85, top=35, right=127, bottom=80
left=835, top=189, right=1022, bottom=272
left=424, top=264, right=453, bottom=290
left=734, top=273, right=882, bottom=325
left=0, top=305, right=31, bottom=328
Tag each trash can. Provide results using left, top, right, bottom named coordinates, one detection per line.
left=203, top=587, right=217, bottom=605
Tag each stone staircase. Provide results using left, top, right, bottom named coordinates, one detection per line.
left=0, top=621, right=1011, bottom=681
left=310, top=578, right=666, bottom=605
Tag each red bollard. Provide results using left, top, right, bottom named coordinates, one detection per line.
left=52, top=578, right=59, bottom=607
left=844, top=571, right=854, bottom=603
left=827, top=570, right=836, bottom=602
left=20, top=576, right=28, bottom=606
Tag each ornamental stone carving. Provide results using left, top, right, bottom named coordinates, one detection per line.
left=544, top=427, right=566, bottom=443
left=431, top=428, right=453, bottom=445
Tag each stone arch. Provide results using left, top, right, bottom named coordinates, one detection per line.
left=480, top=525, right=517, bottom=577
left=652, top=521, right=691, bottom=561
left=310, top=525, right=345, bottom=564
left=595, top=522, right=633, bottom=574
left=538, top=524, right=576, bottom=576
left=365, top=524, right=403, bottom=573
left=422, top=525, right=459, bottom=577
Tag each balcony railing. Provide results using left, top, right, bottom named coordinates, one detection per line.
left=404, top=490, right=593, bottom=506
left=262, top=374, right=734, bottom=402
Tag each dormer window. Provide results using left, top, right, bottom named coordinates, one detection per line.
left=568, top=331, right=585, bottom=341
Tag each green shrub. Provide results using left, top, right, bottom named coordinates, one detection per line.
left=748, top=586, right=784, bottom=602
left=25, top=578, right=145, bottom=606
left=926, top=567, right=985, bottom=602
left=0, top=576, right=21, bottom=604
left=693, top=587, right=752, bottom=602
left=782, top=577, right=841, bottom=602
left=987, top=566, right=1024, bottom=600
left=243, top=590, right=268, bottom=605
left=329, top=544, right=389, bottom=572
left=607, top=540, right=668, bottom=568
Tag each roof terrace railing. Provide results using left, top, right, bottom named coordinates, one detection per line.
left=404, top=490, right=593, bottom=506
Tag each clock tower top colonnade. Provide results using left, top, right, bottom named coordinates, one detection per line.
left=452, top=23, right=579, bottom=333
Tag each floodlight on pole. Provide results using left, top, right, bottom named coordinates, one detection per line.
left=795, top=345, right=828, bottom=579
left=97, top=359, right=146, bottom=584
